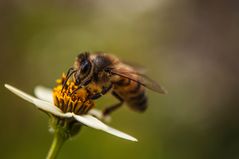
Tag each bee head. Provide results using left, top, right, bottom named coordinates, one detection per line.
left=74, top=52, right=92, bottom=84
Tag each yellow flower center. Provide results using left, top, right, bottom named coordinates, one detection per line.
left=53, top=74, right=95, bottom=115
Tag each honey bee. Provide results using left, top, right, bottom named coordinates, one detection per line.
left=62, top=52, right=167, bottom=116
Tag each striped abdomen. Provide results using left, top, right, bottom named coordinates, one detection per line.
left=112, top=77, right=148, bottom=112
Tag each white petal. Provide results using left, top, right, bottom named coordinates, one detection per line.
left=34, top=86, right=53, bottom=103
left=104, top=127, right=138, bottom=142
left=88, top=109, right=111, bottom=123
left=33, top=99, right=72, bottom=118
left=4, top=84, right=71, bottom=118
left=73, top=114, right=138, bottom=142
left=88, top=109, right=102, bottom=118
left=5, top=84, right=35, bottom=103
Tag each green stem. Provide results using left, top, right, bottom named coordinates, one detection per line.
left=46, top=130, right=67, bottom=159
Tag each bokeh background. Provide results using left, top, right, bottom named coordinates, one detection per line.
left=0, top=0, right=239, bottom=159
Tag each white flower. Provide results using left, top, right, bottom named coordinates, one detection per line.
left=4, top=84, right=138, bottom=142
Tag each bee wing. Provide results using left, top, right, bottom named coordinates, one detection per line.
left=109, top=68, right=167, bottom=94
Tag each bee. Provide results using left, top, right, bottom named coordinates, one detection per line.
left=62, top=52, right=167, bottom=116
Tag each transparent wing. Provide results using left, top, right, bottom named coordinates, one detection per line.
left=109, top=68, right=167, bottom=94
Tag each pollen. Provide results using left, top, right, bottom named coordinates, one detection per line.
left=53, top=73, right=95, bottom=115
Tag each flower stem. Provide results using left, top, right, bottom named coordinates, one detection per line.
left=46, top=129, right=67, bottom=159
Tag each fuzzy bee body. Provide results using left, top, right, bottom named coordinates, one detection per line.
left=63, top=52, right=166, bottom=116
left=110, top=68, right=147, bottom=112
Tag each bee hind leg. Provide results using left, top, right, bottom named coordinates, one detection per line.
left=103, top=91, right=124, bottom=116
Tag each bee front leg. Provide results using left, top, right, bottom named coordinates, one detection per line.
left=70, top=78, right=92, bottom=96
left=89, top=83, right=113, bottom=100
left=102, top=91, right=124, bottom=116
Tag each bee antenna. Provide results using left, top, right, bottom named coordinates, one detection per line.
left=61, top=68, right=76, bottom=92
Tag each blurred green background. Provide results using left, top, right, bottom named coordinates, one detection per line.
left=0, top=0, right=239, bottom=159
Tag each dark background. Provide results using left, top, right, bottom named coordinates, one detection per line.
left=0, top=0, right=239, bottom=159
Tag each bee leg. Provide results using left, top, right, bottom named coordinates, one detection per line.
left=89, top=83, right=113, bottom=100
left=70, top=78, right=92, bottom=96
left=61, top=67, right=76, bottom=92
left=102, top=91, right=124, bottom=116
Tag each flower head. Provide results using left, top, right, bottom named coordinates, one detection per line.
left=4, top=74, right=138, bottom=142
left=53, top=74, right=94, bottom=115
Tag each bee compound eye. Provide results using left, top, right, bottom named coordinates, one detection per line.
left=81, top=61, right=90, bottom=73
